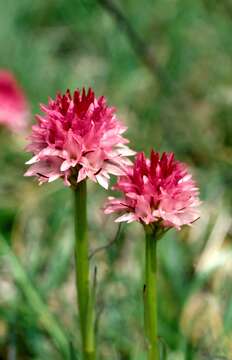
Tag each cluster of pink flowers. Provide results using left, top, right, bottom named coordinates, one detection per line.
left=0, top=70, right=29, bottom=133
left=104, top=151, right=200, bottom=229
left=25, top=87, right=200, bottom=230
left=25, top=88, right=134, bottom=188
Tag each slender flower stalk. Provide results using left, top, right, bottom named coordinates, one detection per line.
left=144, top=227, right=158, bottom=360
left=73, top=180, right=95, bottom=360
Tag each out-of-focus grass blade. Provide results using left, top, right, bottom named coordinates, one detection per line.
left=184, top=341, right=195, bottom=360
left=0, top=235, right=70, bottom=359
left=69, top=341, right=79, bottom=360
left=158, top=336, right=168, bottom=360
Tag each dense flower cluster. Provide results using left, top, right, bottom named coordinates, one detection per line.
left=0, top=70, right=29, bottom=132
left=25, top=88, right=134, bottom=188
left=104, top=150, right=200, bottom=229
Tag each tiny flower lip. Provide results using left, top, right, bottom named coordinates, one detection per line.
left=26, top=156, right=38, bottom=165
left=104, top=150, right=200, bottom=230
left=25, top=87, right=134, bottom=188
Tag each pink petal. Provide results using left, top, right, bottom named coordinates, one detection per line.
left=96, top=173, right=109, bottom=189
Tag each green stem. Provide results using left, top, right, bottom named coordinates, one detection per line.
left=144, top=229, right=158, bottom=360
left=73, top=180, right=96, bottom=360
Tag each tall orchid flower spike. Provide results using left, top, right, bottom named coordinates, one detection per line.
left=25, top=88, right=134, bottom=360
left=0, top=70, right=29, bottom=133
left=104, top=150, right=200, bottom=359
left=25, top=88, right=134, bottom=189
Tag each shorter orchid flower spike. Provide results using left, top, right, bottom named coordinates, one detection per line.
left=25, top=88, right=135, bottom=188
left=104, top=150, right=200, bottom=232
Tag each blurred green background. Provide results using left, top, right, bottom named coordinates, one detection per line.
left=0, top=0, right=232, bottom=359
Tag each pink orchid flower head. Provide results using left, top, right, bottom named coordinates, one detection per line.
left=0, top=70, right=29, bottom=133
left=104, top=150, right=200, bottom=231
left=25, top=88, right=134, bottom=188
